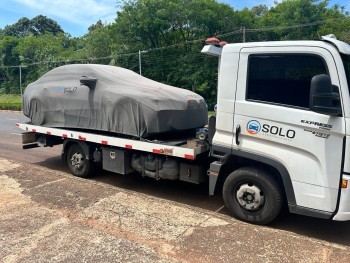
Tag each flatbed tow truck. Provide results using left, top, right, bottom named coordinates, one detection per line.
left=18, top=35, right=350, bottom=225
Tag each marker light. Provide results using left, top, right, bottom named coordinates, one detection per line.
left=341, top=179, right=348, bottom=188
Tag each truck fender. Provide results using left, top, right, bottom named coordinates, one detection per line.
left=210, top=145, right=296, bottom=206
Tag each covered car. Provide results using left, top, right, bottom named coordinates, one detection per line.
left=22, top=64, right=208, bottom=138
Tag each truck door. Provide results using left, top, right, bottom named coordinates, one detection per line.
left=234, top=46, right=345, bottom=213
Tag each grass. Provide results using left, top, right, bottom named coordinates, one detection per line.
left=0, top=94, right=22, bottom=111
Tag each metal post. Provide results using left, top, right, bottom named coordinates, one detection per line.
left=19, top=65, right=22, bottom=97
left=243, top=27, right=246, bottom=43
left=139, top=50, right=142, bottom=75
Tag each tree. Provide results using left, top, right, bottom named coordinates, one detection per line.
left=115, top=0, right=238, bottom=49
left=252, top=5, right=269, bottom=16
left=255, top=0, right=330, bottom=41
left=319, top=4, right=350, bottom=42
left=113, top=0, right=244, bottom=108
left=84, top=23, right=118, bottom=63
left=14, top=33, right=86, bottom=85
left=2, top=15, right=64, bottom=37
left=1, top=0, right=350, bottom=103
left=88, top=20, right=104, bottom=32
left=0, top=36, right=20, bottom=93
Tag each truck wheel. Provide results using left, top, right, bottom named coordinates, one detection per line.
left=223, top=167, right=282, bottom=225
left=67, top=143, right=93, bottom=178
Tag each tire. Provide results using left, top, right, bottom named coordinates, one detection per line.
left=66, top=143, right=94, bottom=178
left=29, top=99, right=45, bottom=125
left=223, top=166, right=283, bottom=225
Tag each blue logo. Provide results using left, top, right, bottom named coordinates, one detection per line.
left=247, top=120, right=261, bottom=135
left=58, top=86, right=64, bottom=96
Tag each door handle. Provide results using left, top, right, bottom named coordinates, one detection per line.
left=236, top=124, right=241, bottom=145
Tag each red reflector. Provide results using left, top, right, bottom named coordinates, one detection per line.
left=102, top=140, right=108, bottom=145
left=80, top=137, right=86, bottom=141
left=184, top=154, right=194, bottom=160
left=16, top=123, right=19, bottom=127
left=32, top=129, right=36, bottom=132
left=125, top=145, right=132, bottom=149
left=153, top=149, right=161, bottom=154
left=62, top=134, right=67, bottom=138
left=47, top=131, right=51, bottom=135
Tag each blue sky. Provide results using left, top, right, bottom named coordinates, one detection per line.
left=0, top=0, right=348, bottom=37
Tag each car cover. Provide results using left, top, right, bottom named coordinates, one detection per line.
left=22, top=64, right=208, bottom=138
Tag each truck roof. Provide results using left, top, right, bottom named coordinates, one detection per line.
left=202, top=35, right=350, bottom=57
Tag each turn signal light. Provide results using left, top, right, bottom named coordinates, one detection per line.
left=341, top=179, right=348, bottom=188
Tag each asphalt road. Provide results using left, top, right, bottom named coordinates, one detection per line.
left=1, top=111, right=350, bottom=259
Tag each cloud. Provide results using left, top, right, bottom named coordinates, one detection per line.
left=12, top=0, right=117, bottom=26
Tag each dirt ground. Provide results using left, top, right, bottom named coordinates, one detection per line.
left=1, top=158, right=350, bottom=263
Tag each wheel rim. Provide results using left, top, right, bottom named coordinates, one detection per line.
left=236, top=183, right=265, bottom=211
left=71, top=152, right=84, bottom=170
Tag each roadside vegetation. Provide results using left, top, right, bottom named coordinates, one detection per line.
left=0, top=94, right=21, bottom=110
left=1, top=0, right=350, bottom=110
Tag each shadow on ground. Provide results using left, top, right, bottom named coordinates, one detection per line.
left=35, top=155, right=350, bottom=247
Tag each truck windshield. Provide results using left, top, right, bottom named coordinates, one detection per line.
left=342, top=55, right=350, bottom=91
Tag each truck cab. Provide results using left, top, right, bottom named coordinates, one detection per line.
left=204, top=36, right=350, bottom=224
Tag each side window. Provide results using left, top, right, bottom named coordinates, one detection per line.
left=247, top=54, right=328, bottom=108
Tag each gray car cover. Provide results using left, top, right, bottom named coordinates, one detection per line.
left=22, top=64, right=208, bottom=138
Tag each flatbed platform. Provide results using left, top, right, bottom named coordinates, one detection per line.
left=16, top=123, right=209, bottom=160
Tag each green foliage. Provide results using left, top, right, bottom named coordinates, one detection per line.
left=255, top=0, right=329, bottom=41
left=2, top=15, right=64, bottom=37
left=115, top=0, right=237, bottom=49
left=1, top=0, right=350, bottom=111
left=0, top=36, right=20, bottom=93
left=84, top=24, right=118, bottom=63
left=113, top=0, right=240, bottom=108
left=0, top=94, right=22, bottom=110
left=14, top=33, right=85, bottom=86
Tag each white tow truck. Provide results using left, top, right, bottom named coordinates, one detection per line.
left=18, top=35, right=350, bottom=225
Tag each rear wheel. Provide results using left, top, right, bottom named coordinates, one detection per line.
left=223, top=167, right=282, bottom=225
left=67, top=143, right=93, bottom=178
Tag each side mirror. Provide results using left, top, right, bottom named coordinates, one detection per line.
left=80, top=76, right=97, bottom=89
left=309, top=74, right=342, bottom=116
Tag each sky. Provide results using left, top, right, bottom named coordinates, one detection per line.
left=0, top=0, right=349, bottom=37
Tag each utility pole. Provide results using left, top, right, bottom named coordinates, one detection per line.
left=19, top=65, right=22, bottom=97
left=242, top=27, right=246, bottom=43
left=139, top=50, right=142, bottom=76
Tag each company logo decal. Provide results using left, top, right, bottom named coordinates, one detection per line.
left=58, top=86, right=64, bottom=96
left=304, top=129, right=330, bottom=139
left=57, top=86, right=78, bottom=96
left=301, top=120, right=332, bottom=130
left=247, top=120, right=261, bottom=134
left=246, top=119, right=296, bottom=141
left=182, top=94, right=200, bottom=101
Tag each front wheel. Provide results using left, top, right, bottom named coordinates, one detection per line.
left=67, top=143, right=94, bottom=178
left=223, top=167, right=283, bottom=225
